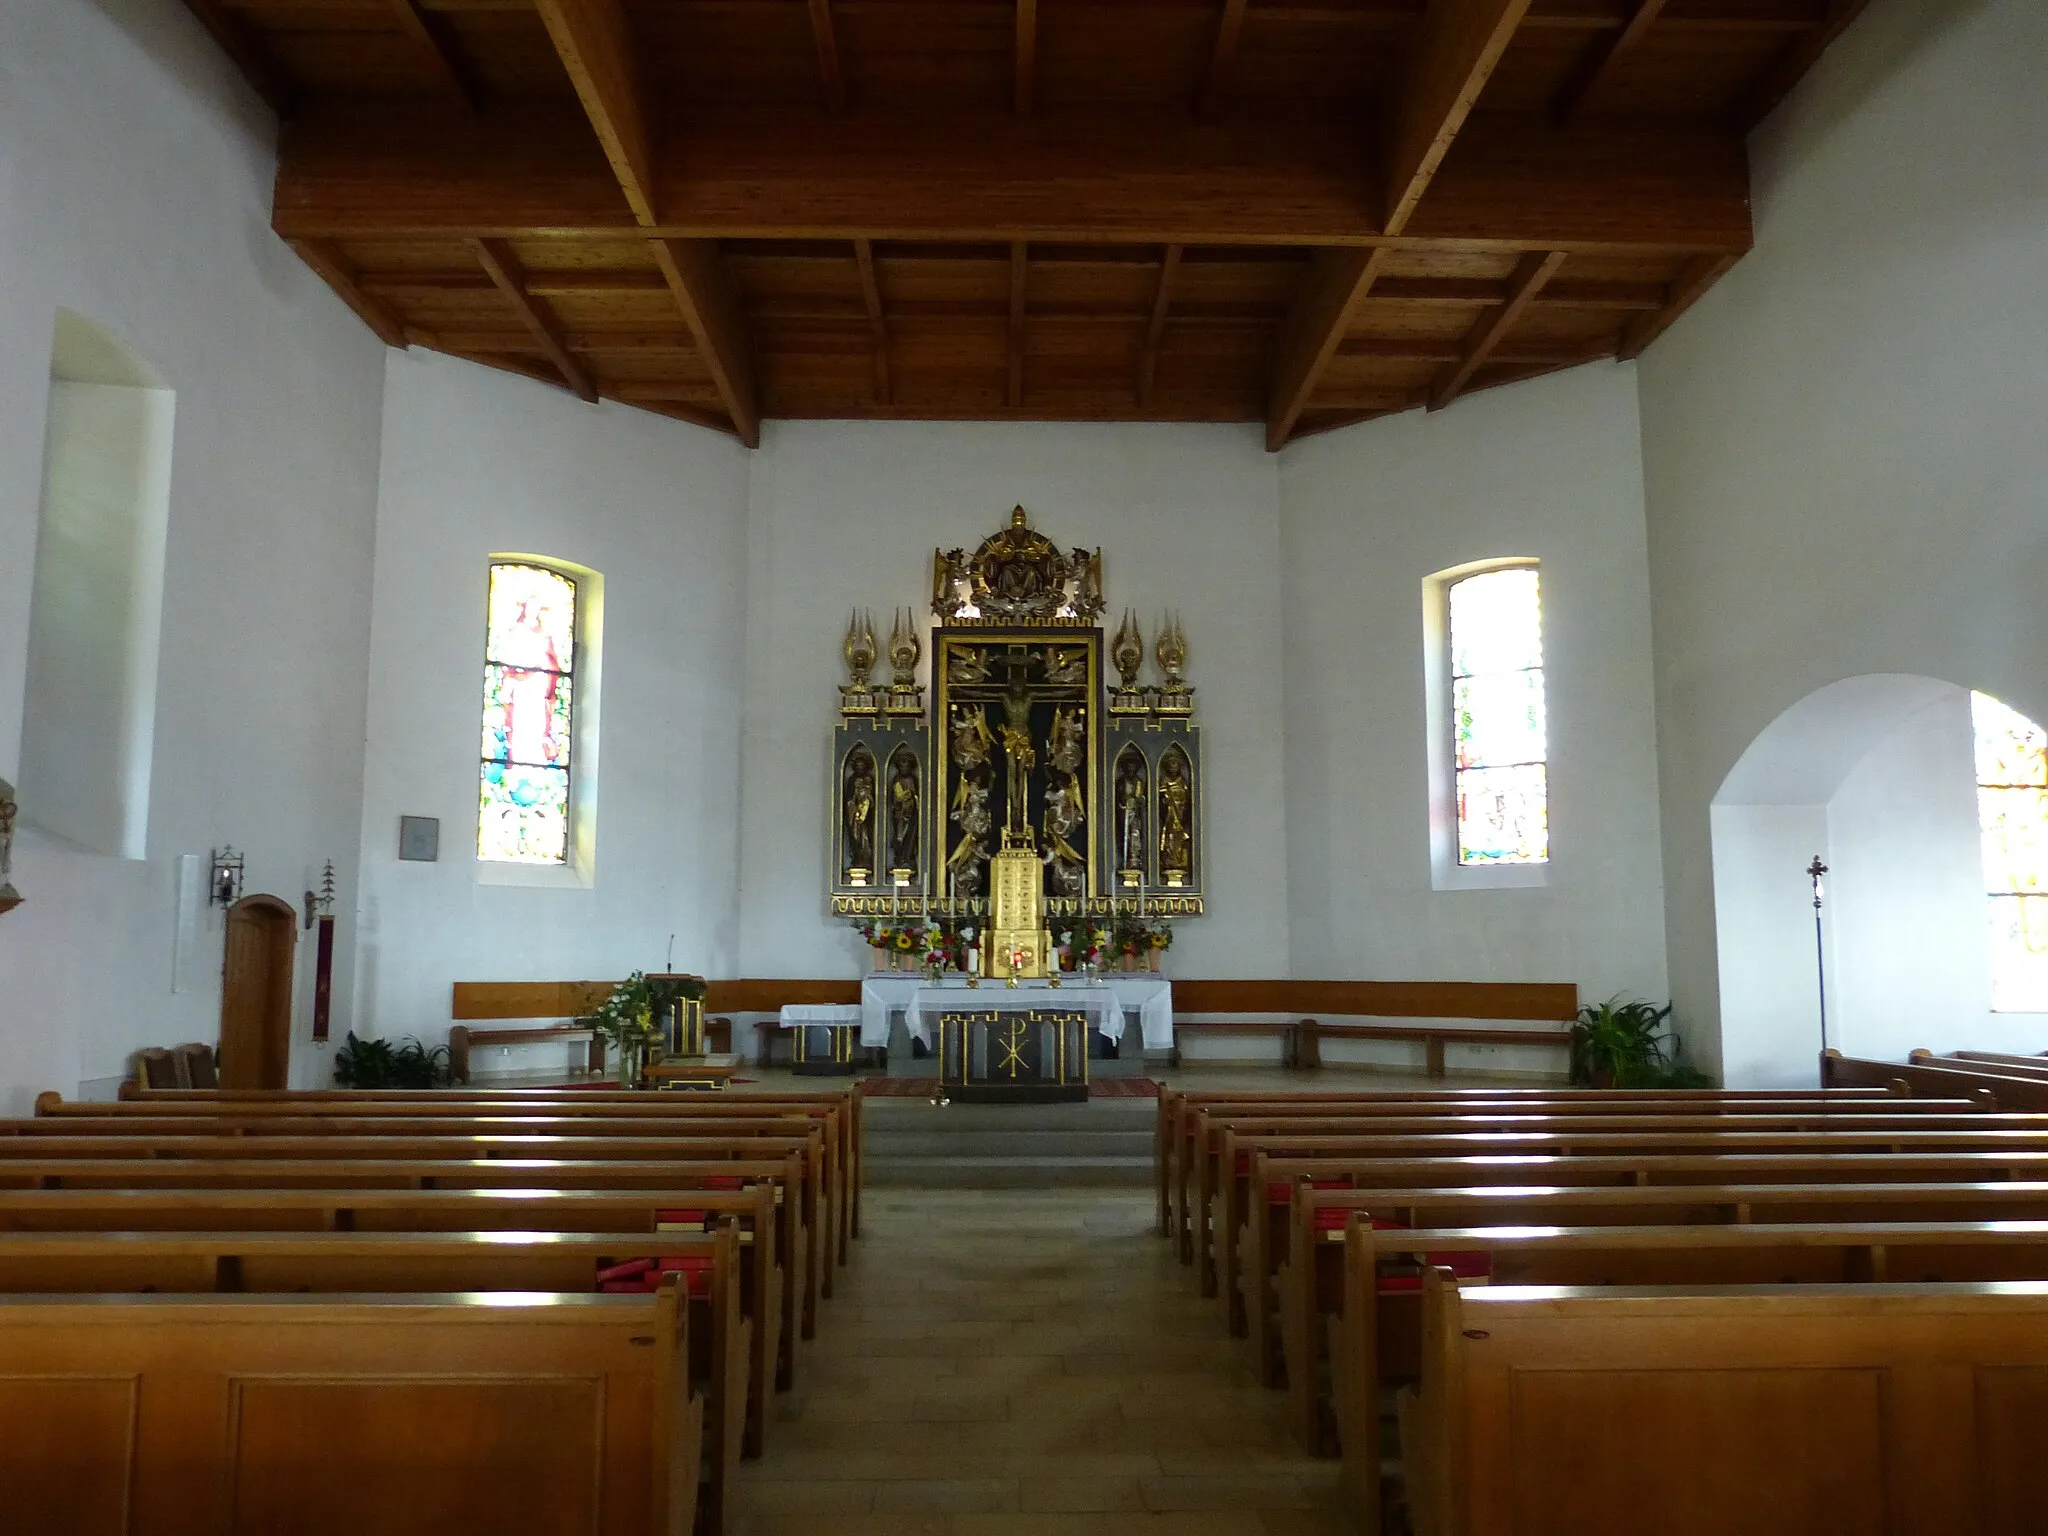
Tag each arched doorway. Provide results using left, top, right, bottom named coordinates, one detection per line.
left=219, top=894, right=296, bottom=1089
left=1709, top=673, right=2015, bottom=1087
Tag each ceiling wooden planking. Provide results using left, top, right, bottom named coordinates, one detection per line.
left=176, top=0, right=1872, bottom=443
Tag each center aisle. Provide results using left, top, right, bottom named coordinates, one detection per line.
left=731, top=1188, right=1347, bottom=1536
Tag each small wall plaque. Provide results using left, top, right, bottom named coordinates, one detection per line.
left=398, top=816, right=441, bottom=862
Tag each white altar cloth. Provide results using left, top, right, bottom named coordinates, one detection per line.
left=858, top=973, right=1174, bottom=1050
left=777, top=1004, right=862, bottom=1029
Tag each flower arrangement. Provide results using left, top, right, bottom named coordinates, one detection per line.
left=1148, top=922, right=1173, bottom=951
left=578, top=971, right=704, bottom=1083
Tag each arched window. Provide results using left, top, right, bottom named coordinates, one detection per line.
left=478, top=561, right=581, bottom=865
left=1448, top=565, right=1547, bottom=866
left=1970, top=691, right=2048, bottom=1011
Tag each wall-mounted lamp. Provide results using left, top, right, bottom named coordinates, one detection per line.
left=209, top=847, right=245, bottom=907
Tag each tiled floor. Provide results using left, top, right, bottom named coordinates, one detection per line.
left=730, top=1187, right=1352, bottom=1536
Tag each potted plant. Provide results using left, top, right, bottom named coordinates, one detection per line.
left=1568, top=997, right=1711, bottom=1088
left=333, top=1032, right=451, bottom=1089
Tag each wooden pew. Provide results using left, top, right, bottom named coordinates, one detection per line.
left=1239, top=1143, right=2048, bottom=1399
left=0, top=1127, right=831, bottom=1338
left=0, top=1287, right=705, bottom=1536
left=0, top=1226, right=749, bottom=1533
left=1158, top=1087, right=1914, bottom=1255
left=99, top=1084, right=867, bottom=1246
left=1824, top=1047, right=2048, bottom=1108
left=1925, top=1047, right=2048, bottom=1078
left=25, top=1101, right=857, bottom=1276
left=1202, top=1111, right=2018, bottom=1315
left=1393, top=1269, right=2048, bottom=1536
left=0, top=1155, right=811, bottom=1390
left=0, top=1184, right=784, bottom=1455
left=1276, top=1179, right=2048, bottom=1457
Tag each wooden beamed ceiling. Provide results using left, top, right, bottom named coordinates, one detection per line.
left=199, top=0, right=1867, bottom=447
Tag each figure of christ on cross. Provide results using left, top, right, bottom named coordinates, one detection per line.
left=997, top=656, right=1037, bottom=844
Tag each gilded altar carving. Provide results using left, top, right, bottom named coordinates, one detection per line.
left=932, top=506, right=1105, bottom=627
left=830, top=504, right=1201, bottom=922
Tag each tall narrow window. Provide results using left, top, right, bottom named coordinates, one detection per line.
left=1970, top=691, right=2048, bottom=1011
left=479, top=561, right=578, bottom=864
left=1449, top=565, right=1548, bottom=866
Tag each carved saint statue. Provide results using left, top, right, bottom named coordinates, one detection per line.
left=1047, top=705, right=1085, bottom=774
left=843, top=754, right=876, bottom=874
left=998, top=678, right=1037, bottom=838
left=1116, top=756, right=1148, bottom=874
left=1159, top=752, right=1192, bottom=879
left=1042, top=771, right=1087, bottom=896
left=0, top=777, right=18, bottom=909
left=888, top=755, right=921, bottom=875
left=951, top=705, right=993, bottom=771
left=948, top=773, right=992, bottom=898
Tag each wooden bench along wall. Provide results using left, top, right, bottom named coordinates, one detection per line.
left=448, top=1022, right=606, bottom=1083
left=0, top=1288, right=705, bottom=1536
left=0, top=1184, right=785, bottom=1455
left=1395, top=1271, right=2048, bottom=1536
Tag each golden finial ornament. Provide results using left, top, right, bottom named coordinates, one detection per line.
left=843, top=610, right=877, bottom=687
left=1155, top=613, right=1188, bottom=690
left=888, top=608, right=921, bottom=688
left=1111, top=610, right=1145, bottom=690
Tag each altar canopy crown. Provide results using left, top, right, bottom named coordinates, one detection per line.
left=932, top=505, right=1105, bottom=627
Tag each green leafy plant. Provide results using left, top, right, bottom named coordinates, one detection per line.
left=1568, top=996, right=1705, bottom=1088
left=333, top=1032, right=452, bottom=1089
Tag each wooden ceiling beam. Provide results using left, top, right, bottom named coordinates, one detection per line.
left=1007, top=241, right=1028, bottom=406
left=1383, top=0, right=1537, bottom=235
left=1137, top=243, right=1182, bottom=408
left=1733, top=0, right=1869, bottom=132
left=808, top=0, right=847, bottom=113
left=1428, top=247, right=1565, bottom=409
left=386, top=0, right=480, bottom=110
left=274, top=104, right=1752, bottom=254
left=531, top=0, right=656, bottom=226
left=468, top=236, right=599, bottom=401
left=853, top=238, right=892, bottom=407
left=651, top=238, right=762, bottom=447
left=1265, top=246, right=1388, bottom=451
left=289, top=238, right=409, bottom=347
left=178, top=0, right=296, bottom=116
left=1617, top=251, right=1738, bottom=359
left=1014, top=0, right=1038, bottom=117
left=1553, top=0, right=1667, bottom=126
left=1197, top=0, right=1250, bottom=122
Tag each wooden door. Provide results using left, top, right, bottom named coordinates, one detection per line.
left=219, top=894, right=296, bottom=1090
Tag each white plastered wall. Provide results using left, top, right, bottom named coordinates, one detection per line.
left=1638, top=0, right=2048, bottom=1070
left=1278, top=364, right=1670, bottom=1071
left=0, top=0, right=387, bottom=1111
left=351, top=351, right=752, bottom=1061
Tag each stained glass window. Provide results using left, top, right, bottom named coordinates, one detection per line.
left=1971, top=691, right=2048, bottom=1011
left=1449, top=566, right=1548, bottom=865
left=479, top=562, right=578, bottom=864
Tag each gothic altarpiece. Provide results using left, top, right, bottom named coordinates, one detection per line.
left=830, top=507, right=1202, bottom=981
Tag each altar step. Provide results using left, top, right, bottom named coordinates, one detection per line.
left=863, top=1097, right=1155, bottom=1188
